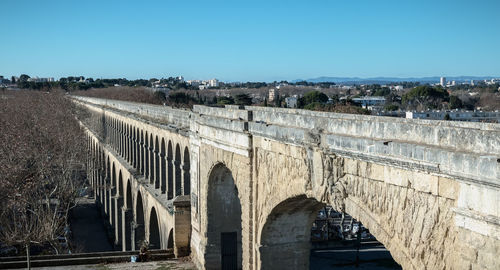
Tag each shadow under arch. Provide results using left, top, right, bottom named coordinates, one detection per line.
left=206, top=163, right=242, bottom=270
left=134, top=190, right=145, bottom=250
left=167, top=228, right=174, bottom=249
left=149, top=207, right=161, bottom=249
left=259, top=195, right=324, bottom=270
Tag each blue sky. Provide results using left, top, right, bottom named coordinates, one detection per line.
left=0, top=0, right=499, bottom=81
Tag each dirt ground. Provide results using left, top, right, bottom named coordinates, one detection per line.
left=35, top=259, right=196, bottom=270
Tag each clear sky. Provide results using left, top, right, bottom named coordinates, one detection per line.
left=1, top=0, right=499, bottom=82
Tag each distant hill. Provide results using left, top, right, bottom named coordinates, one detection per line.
left=292, top=76, right=499, bottom=85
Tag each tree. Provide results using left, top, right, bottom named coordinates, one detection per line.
left=19, top=74, right=30, bottom=82
left=153, top=91, right=166, bottom=102
left=217, top=96, right=234, bottom=105
left=0, top=91, right=86, bottom=268
left=402, top=85, right=449, bottom=110
left=449, top=95, right=463, bottom=109
left=234, top=94, right=252, bottom=105
left=298, top=91, right=329, bottom=108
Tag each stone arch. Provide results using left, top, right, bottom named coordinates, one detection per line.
left=206, top=163, right=242, bottom=269
left=167, top=141, right=174, bottom=199
left=134, top=190, right=146, bottom=250
left=183, top=147, right=190, bottom=196
left=160, top=138, right=166, bottom=194
left=167, top=228, right=174, bottom=249
left=175, top=144, right=182, bottom=196
left=144, top=132, right=149, bottom=178
left=154, top=136, right=160, bottom=188
left=149, top=207, right=161, bottom=249
left=259, top=195, right=324, bottom=270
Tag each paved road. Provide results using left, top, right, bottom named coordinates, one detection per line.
left=69, top=197, right=114, bottom=253
left=310, top=244, right=402, bottom=269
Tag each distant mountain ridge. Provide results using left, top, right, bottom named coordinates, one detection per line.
left=292, top=76, right=499, bottom=84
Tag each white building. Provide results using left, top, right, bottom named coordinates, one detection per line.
left=406, top=110, right=500, bottom=123
left=285, top=96, right=298, bottom=108
left=208, top=79, right=219, bottom=87
left=27, top=77, right=55, bottom=83
left=351, top=96, right=386, bottom=109
left=440, top=77, right=446, bottom=87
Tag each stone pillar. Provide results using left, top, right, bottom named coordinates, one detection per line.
left=174, top=160, right=181, bottom=196
left=133, top=138, right=137, bottom=169
left=108, top=186, right=114, bottom=226
left=155, top=151, right=161, bottom=189
left=143, top=142, right=149, bottom=178
left=122, top=207, right=133, bottom=251
left=180, top=162, right=185, bottom=195
left=134, top=222, right=145, bottom=251
left=139, top=140, right=143, bottom=175
left=103, top=180, right=109, bottom=216
left=173, top=196, right=191, bottom=257
left=149, top=146, right=155, bottom=184
left=114, top=196, right=123, bottom=248
left=167, top=157, right=173, bottom=199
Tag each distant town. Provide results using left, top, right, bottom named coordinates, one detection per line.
left=1, top=74, right=499, bottom=123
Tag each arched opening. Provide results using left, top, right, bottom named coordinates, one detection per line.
left=206, top=163, right=242, bottom=269
left=167, top=228, right=174, bottom=249
left=174, top=144, right=182, bottom=196
left=122, top=180, right=132, bottom=251
left=183, top=147, right=190, bottom=195
left=259, top=196, right=400, bottom=270
left=160, top=139, right=166, bottom=194
left=149, top=207, right=161, bottom=249
left=167, top=141, right=174, bottom=199
left=259, top=195, right=324, bottom=269
left=135, top=191, right=145, bottom=250
left=309, top=206, right=400, bottom=269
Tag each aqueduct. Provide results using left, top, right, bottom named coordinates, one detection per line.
left=76, top=96, right=500, bottom=270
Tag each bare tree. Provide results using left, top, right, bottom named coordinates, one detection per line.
left=0, top=90, right=86, bottom=268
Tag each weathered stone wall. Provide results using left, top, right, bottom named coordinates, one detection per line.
left=74, top=97, right=500, bottom=270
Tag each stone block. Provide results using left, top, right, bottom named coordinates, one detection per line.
left=384, top=166, right=409, bottom=187
left=411, top=173, right=438, bottom=194
left=438, top=177, right=460, bottom=200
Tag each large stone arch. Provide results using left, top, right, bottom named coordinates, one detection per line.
left=205, top=163, right=243, bottom=270
left=134, top=190, right=146, bottom=250
left=148, top=207, right=161, bottom=249
left=258, top=195, right=324, bottom=270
